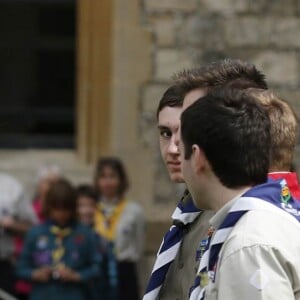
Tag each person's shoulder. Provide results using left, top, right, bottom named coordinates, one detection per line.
left=26, top=223, right=49, bottom=238
left=125, top=201, right=145, bottom=220
left=125, top=200, right=143, bottom=214
left=223, top=208, right=300, bottom=259
left=241, top=208, right=300, bottom=236
left=0, top=172, right=23, bottom=192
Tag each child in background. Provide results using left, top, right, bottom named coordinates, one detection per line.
left=33, top=165, right=62, bottom=222
left=16, top=179, right=100, bottom=300
left=77, top=185, right=118, bottom=300
left=15, top=165, right=61, bottom=300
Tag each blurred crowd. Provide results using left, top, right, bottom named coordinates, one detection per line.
left=0, top=157, right=145, bottom=300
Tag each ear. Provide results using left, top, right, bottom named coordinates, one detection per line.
left=191, top=145, right=207, bottom=174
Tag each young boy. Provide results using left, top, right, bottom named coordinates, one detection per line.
left=76, top=185, right=118, bottom=300
left=17, top=179, right=100, bottom=300
left=181, top=88, right=300, bottom=299
left=76, top=185, right=98, bottom=227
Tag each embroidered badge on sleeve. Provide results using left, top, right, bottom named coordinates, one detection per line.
left=250, top=269, right=270, bottom=291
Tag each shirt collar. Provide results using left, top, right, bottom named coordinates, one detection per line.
left=209, top=188, right=249, bottom=229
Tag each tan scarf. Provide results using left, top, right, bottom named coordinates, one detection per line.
left=50, top=225, right=72, bottom=266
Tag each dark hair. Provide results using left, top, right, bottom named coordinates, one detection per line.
left=174, top=58, right=268, bottom=96
left=44, top=178, right=77, bottom=218
left=181, top=88, right=271, bottom=188
left=156, top=85, right=184, bottom=118
left=94, top=157, right=129, bottom=197
left=76, top=185, right=98, bottom=203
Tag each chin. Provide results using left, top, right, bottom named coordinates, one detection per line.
left=170, top=173, right=185, bottom=183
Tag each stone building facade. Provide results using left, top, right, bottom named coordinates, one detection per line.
left=1, top=0, right=300, bottom=289
left=140, top=0, right=300, bottom=217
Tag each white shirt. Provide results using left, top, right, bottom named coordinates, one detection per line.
left=0, top=173, right=37, bottom=259
left=115, top=201, right=145, bottom=262
left=205, top=197, right=300, bottom=300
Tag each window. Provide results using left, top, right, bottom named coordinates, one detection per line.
left=0, top=0, right=76, bottom=148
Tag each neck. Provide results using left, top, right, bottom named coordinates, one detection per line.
left=268, top=166, right=291, bottom=173
left=268, top=170, right=291, bottom=174
left=209, top=185, right=251, bottom=211
left=196, top=174, right=251, bottom=211
left=101, top=196, right=120, bottom=204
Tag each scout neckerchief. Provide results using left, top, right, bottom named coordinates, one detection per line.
left=268, top=172, right=300, bottom=200
left=143, top=191, right=202, bottom=300
left=95, top=199, right=128, bottom=241
left=189, top=180, right=300, bottom=300
left=50, top=224, right=72, bottom=267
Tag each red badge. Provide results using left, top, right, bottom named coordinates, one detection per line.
left=74, top=234, right=85, bottom=244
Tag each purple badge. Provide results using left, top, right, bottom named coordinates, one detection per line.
left=33, top=250, right=51, bottom=265
left=71, top=251, right=79, bottom=261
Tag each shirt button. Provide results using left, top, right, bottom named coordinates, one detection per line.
left=179, top=262, right=184, bottom=269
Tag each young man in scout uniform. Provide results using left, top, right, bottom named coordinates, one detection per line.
left=249, top=88, right=300, bottom=199
left=143, top=59, right=268, bottom=300
left=180, top=88, right=300, bottom=299
left=174, top=65, right=300, bottom=201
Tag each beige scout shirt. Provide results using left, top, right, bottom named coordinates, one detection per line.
left=159, top=210, right=214, bottom=300
left=205, top=197, right=300, bottom=300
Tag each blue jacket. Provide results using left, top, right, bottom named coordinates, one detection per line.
left=16, top=221, right=100, bottom=300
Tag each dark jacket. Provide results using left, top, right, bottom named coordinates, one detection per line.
left=16, top=221, right=100, bottom=300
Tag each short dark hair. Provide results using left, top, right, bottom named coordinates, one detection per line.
left=181, top=88, right=271, bottom=188
left=44, top=178, right=77, bottom=218
left=76, top=185, right=98, bottom=203
left=156, top=85, right=184, bottom=118
left=94, top=157, right=129, bottom=197
left=174, top=59, right=268, bottom=96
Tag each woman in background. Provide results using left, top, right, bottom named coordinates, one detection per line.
left=94, top=158, right=145, bottom=300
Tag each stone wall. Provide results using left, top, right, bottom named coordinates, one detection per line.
left=139, top=0, right=300, bottom=216
left=1, top=0, right=300, bottom=291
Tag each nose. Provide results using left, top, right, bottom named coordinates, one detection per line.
left=174, top=128, right=180, bottom=148
left=167, top=134, right=179, bottom=155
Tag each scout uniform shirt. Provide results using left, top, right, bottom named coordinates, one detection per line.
left=159, top=210, right=214, bottom=300
left=204, top=195, right=300, bottom=300
left=17, top=221, right=100, bottom=300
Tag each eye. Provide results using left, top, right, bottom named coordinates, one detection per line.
left=160, top=129, right=172, bottom=139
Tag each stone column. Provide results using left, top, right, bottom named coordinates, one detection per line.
left=76, top=0, right=113, bottom=162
